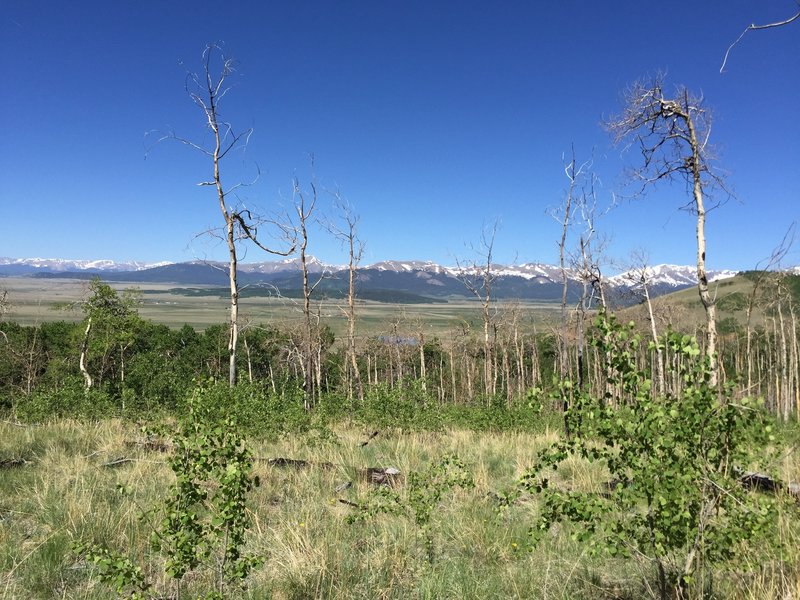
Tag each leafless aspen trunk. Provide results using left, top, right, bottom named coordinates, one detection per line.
left=556, top=156, right=574, bottom=390
left=0, top=290, right=9, bottom=323
left=161, top=44, right=294, bottom=387
left=627, top=253, right=665, bottom=395
left=79, top=318, right=93, bottom=389
left=418, top=327, right=427, bottom=394
left=293, top=177, right=324, bottom=408
left=607, top=77, right=726, bottom=387
left=457, top=223, right=499, bottom=402
left=329, top=198, right=365, bottom=402
left=572, top=164, right=605, bottom=397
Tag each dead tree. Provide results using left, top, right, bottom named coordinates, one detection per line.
left=554, top=151, right=578, bottom=392
left=0, top=290, right=8, bottom=321
left=625, top=250, right=666, bottom=395
left=327, top=196, right=365, bottom=402
left=457, top=223, right=500, bottom=400
left=569, top=159, right=607, bottom=397
left=0, top=290, right=10, bottom=345
left=743, top=225, right=795, bottom=394
left=606, top=77, right=726, bottom=387
left=292, top=175, right=326, bottom=408
left=155, top=44, right=295, bottom=387
left=553, top=150, right=604, bottom=427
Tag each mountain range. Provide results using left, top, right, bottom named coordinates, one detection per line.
left=0, top=256, right=742, bottom=304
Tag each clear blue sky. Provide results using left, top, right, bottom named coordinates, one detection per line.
left=2, top=1, right=798, bottom=272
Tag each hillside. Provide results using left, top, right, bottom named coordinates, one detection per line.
left=618, top=272, right=800, bottom=334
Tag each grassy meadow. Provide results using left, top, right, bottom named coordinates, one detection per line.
left=1, top=418, right=799, bottom=599
left=0, top=276, right=560, bottom=337
left=2, top=273, right=800, bottom=598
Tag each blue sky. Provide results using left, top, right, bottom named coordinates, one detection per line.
left=2, top=1, right=799, bottom=272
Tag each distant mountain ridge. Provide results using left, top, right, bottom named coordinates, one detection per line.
left=0, top=257, right=172, bottom=274
left=0, top=256, right=746, bottom=304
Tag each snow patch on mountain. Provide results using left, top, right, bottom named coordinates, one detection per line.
left=0, top=256, right=747, bottom=291
left=608, top=264, right=738, bottom=288
left=0, top=257, right=172, bottom=272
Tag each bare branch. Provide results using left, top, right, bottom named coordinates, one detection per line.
left=721, top=7, right=800, bottom=72
left=233, top=209, right=297, bottom=257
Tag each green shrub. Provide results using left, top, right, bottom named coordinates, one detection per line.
left=16, top=377, right=116, bottom=422
left=347, top=454, right=474, bottom=562
left=78, top=381, right=262, bottom=598
left=514, top=311, right=784, bottom=599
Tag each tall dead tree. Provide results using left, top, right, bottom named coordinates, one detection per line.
left=743, top=225, right=795, bottom=393
left=328, top=197, right=365, bottom=402
left=606, top=77, right=725, bottom=386
left=158, top=44, right=295, bottom=387
left=0, top=290, right=9, bottom=345
left=569, top=158, right=607, bottom=397
left=292, top=176, right=326, bottom=408
left=553, top=150, right=604, bottom=427
left=555, top=152, right=577, bottom=391
left=457, top=223, right=500, bottom=400
left=0, top=290, right=8, bottom=321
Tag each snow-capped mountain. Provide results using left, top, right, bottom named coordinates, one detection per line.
left=0, top=257, right=172, bottom=273
left=365, top=260, right=565, bottom=282
left=0, top=256, right=747, bottom=304
left=607, top=264, right=738, bottom=289
left=237, top=256, right=339, bottom=274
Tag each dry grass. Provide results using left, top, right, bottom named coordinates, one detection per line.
left=0, top=276, right=559, bottom=336
left=0, top=419, right=798, bottom=599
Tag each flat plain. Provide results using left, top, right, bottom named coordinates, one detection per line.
left=0, top=276, right=561, bottom=338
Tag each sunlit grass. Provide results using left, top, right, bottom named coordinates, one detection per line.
left=1, top=419, right=798, bottom=599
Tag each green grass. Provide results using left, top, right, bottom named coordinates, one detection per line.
left=1, top=419, right=798, bottom=599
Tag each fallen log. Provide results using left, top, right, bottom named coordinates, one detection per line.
left=267, top=457, right=311, bottom=469
left=0, top=457, right=29, bottom=469
left=103, top=457, right=135, bottom=468
left=264, top=457, right=335, bottom=470
left=738, top=470, right=800, bottom=502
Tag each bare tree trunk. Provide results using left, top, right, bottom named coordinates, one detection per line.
left=243, top=336, right=253, bottom=383
left=168, top=46, right=295, bottom=387
left=269, top=364, right=276, bottom=394
left=449, top=346, right=457, bottom=403
left=295, top=179, right=316, bottom=408
left=777, top=298, right=789, bottom=421
left=687, top=110, right=718, bottom=386
left=225, top=215, right=239, bottom=387
left=438, top=354, right=445, bottom=403
left=606, top=79, right=723, bottom=387
left=418, top=329, right=427, bottom=394
left=638, top=269, right=665, bottom=395
left=348, top=252, right=363, bottom=401
left=790, top=302, right=799, bottom=420
left=25, top=327, right=40, bottom=395
left=80, top=318, right=93, bottom=389
left=337, top=202, right=365, bottom=402
left=465, top=352, right=473, bottom=402
left=457, top=223, right=498, bottom=402
left=483, top=300, right=492, bottom=400
left=558, top=172, right=572, bottom=407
